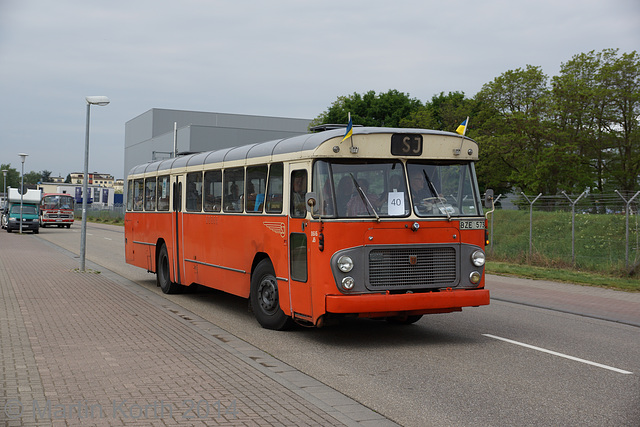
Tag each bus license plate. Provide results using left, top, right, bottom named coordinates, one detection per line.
left=459, top=220, right=485, bottom=230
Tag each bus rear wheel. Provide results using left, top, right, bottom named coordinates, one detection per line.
left=157, top=244, right=183, bottom=294
left=250, top=259, right=293, bottom=330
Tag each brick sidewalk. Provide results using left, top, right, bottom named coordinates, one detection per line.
left=0, top=233, right=397, bottom=426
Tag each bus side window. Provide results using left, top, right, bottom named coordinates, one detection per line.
left=145, top=177, right=156, bottom=211
left=186, top=172, right=203, bottom=212
left=223, top=168, right=244, bottom=213
left=127, top=180, right=133, bottom=211
left=265, top=163, right=283, bottom=214
left=157, top=175, right=170, bottom=211
left=133, top=179, right=144, bottom=211
left=246, top=165, right=267, bottom=213
left=203, top=170, right=222, bottom=212
left=290, top=170, right=307, bottom=218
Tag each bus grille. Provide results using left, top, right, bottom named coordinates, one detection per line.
left=368, top=247, right=457, bottom=289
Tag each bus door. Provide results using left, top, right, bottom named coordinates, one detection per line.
left=171, top=175, right=184, bottom=285
left=288, top=166, right=313, bottom=321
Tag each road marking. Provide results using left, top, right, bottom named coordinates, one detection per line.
left=104, top=237, right=112, bottom=241
left=483, top=334, right=633, bottom=375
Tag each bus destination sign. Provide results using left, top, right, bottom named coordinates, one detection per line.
left=391, top=134, right=423, bottom=156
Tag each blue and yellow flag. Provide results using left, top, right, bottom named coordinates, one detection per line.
left=456, top=117, right=468, bottom=136
left=341, top=114, right=353, bottom=142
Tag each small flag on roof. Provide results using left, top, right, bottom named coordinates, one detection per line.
left=456, top=117, right=468, bottom=136
left=341, top=113, right=353, bottom=142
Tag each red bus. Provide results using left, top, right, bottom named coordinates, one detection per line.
left=40, top=193, right=75, bottom=228
left=125, top=127, right=490, bottom=329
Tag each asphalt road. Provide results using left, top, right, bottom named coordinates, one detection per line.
left=38, top=223, right=640, bottom=426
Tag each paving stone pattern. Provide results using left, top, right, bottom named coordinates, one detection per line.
left=0, top=234, right=396, bottom=426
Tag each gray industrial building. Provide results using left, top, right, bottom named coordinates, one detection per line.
left=124, top=108, right=312, bottom=183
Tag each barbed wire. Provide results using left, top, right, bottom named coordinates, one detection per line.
left=497, top=191, right=640, bottom=214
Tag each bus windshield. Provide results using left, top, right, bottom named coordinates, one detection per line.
left=407, top=161, right=481, bottom=217
left=312, top=160, right=409, bottom=218
left=42, top=195, right=74, bottom=210
left=312, top=159, right=482, bottom=218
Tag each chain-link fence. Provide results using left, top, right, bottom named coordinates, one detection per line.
left=75, top=193, right=640, bottom=276
left=75, top=204, right=125, bottom=223
left=486, top=191, right=640, bottom=276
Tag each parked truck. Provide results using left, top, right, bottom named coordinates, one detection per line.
left=2, top=187, right=41, bottom=233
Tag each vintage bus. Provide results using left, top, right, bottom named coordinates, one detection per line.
left=40, top=193, right=75, bottom=228
left=125, top=127, right=490, bottom=329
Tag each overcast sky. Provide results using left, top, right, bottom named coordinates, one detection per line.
left=1, top=0, right=638, bottom=180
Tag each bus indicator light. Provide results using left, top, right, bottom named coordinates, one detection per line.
left=341, top=277, right=355, bottom=291
left=470, top=271, right=481, bottom=284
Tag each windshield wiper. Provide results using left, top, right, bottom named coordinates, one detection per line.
left=422, top=169, right=451, bottom=220
left=349, top=173, right=380, bottom=221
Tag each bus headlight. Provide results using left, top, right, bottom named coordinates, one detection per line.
left=337, top=255, right=354, bottom=273
left=341, top=277, right=355, bottom=291
left=469, top=271, right=481, bottom=284
left=471, top=250, right=485, bottom=267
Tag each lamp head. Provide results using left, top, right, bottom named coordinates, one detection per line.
left=85, top=96, right=110, bottom=106
left=18, top=153, right=28, bottom=163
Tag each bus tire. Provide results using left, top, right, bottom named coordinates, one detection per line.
left=157, top=244, right=183, bottom=294
left=250, top=259, right=293, bottom=330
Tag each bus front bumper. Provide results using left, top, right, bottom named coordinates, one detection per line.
left=325, top=288, right=490, bottom=316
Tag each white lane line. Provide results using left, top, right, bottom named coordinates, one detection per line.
left=104, top=237, right=112, bottom=241
left=483, top=334, right=633, bottom=375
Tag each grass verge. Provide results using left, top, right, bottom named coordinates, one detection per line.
left=486, top=261, right=640, bottom=292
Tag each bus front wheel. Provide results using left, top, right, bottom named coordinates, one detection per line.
left=250, top=260, right=293, bottom=330
left=157, top=244, right=183, bottom=294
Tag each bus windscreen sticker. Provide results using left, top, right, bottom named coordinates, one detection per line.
left=388, top=191, right=405, bottom=216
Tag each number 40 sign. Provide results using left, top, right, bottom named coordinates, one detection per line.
left=388, top=191, right=405, bottom=216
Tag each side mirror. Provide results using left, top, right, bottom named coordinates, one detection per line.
left=305, top=192, right=317, bottom=212
left=484, top=189, right=494, bottom=209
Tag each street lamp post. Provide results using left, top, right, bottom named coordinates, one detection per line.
left=80, top=96, right=110, bottom=272
left=2, top=169, right=8, bottom=230
left=2, top=169, right=7, bottom=210
left=18, top=153, right=28, bottom=234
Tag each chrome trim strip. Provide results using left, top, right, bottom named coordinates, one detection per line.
left=133, top=240, right=155, bottom=246
left=185, top=258, right=246, bottom=274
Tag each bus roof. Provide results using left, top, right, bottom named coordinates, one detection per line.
left=127, top=127, right=476, bottom=177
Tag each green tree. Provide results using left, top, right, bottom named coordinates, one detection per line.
left=309, top=50, right=640, bottom=196
left=40, top=170, right=52, bottom=182
left=0, top=164, right=20, bottom=193
left=552, top=50, right=608, bottom=192
left=400, top=91, right=474, bottom=132
left=598, top=50, right=640, bottom=192
left=551, top=49, right=640, bottom=193
left=474, top=65, right=575, bottom=194
left=23, top=171, right=42, bottom=185
left=311, top=89, right=423, bottom=128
